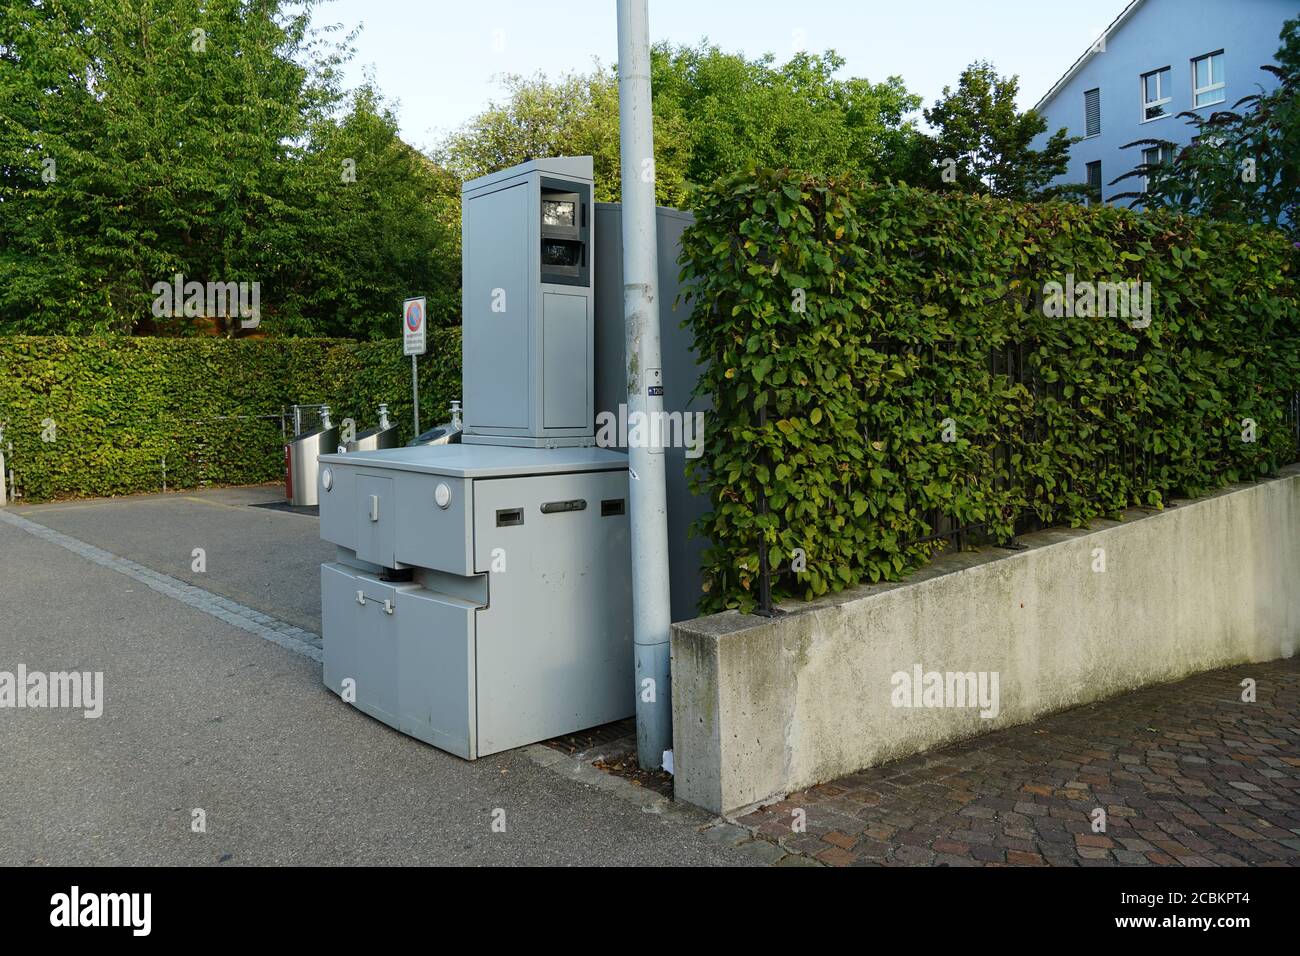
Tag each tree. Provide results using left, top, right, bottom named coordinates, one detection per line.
left=917, top=61, right=1078, bottom=200
left=0, top=0, right=334, bottom=333
left=1112, top=16, right=1299, bottom=239
left=649, top=44, right=922, bottom=189
left=277, top=86, right=462, bottom=338
left=0, top=0, right=461, bottom=336
left=437, top=43, right=924, bottom=207
left=436, top=65, right=688, bottom=207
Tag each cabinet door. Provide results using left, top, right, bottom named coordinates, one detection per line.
left=463, top=181, right=529, bottom=430
left=322, top=564, right=399, bottom=727
left=353, top=580, right=400, bottom=727
left=392, top=472, right=474, bottom=575
left=542, top=292, right=588, bottom=428
left=355, top=475, right=395, bottom=567
left=322, top=563, right=359, bottom=696
left=397, top=590, right=478, bottom=758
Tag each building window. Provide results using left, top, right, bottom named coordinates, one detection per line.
left=1086, top=160, right=1102, bottom=205
left=1141, top=67, right=1171, bottom=121
left=1142, top=144, right=1174, bottom=191
left=1192, top=51, right=1226, bottom=107
left=1084, top=88, right=1101, bottom=137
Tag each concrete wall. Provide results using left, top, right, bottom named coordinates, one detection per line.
left=671, top=467, right=1300, bottom=815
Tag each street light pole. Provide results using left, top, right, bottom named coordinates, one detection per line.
left=616, top=0, right=673, bottom=770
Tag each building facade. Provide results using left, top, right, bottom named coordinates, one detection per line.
left=1033, top=0, right=1294, bottom=203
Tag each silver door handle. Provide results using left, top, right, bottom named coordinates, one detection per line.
left=369, top=495, right=380, bottom=522
left=356, top=590, right=366, bottom=605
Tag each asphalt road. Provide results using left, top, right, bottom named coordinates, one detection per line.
left=0, top=486, right=750, bottom=866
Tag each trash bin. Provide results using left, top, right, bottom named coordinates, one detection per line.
left=345, top=404, right=400, bottom=453
left=286, top=405, right=339, bottom=507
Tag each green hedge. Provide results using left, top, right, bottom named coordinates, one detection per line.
left=680, top=170, right=1300, bottom=613
left=0, top=334, right=461, bottom=501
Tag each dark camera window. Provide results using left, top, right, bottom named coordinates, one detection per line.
left=542, top=200, right=576, bottom=227
left=542, top=240, right=581, bottom=267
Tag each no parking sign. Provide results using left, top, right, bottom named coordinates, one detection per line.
left=403, top=297, right=427, bottom=356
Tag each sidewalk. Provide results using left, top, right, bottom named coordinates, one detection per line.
left=737, top=659, right=1300, bottom=867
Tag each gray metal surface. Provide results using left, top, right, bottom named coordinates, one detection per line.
left=461, top=157, right=594, bottom=443
left=594, top=203, right=710, bottom=623
left=353, top=475, right=395, bottom=567
left=318, top=453, right=632, bottom=759
left=319, top=442, right=627, bottom=479
left=320, top=462, right=475, bottom=575
left=315, top=160, right=716, bottom=767
left=322, top=563, right=481, bottom=757
left=542, top=292, right=589, bottom=428
left=470, top=469, right=633, bottom=754
left=464, top=180, right=531, bottom=431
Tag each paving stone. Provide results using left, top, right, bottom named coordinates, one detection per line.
left=814, top=845, right=856, bottom=867
left=892, top=845, right=934, bottom=865
left=732, top=839, right=789, bottom=865
left=699, top=823, right=751, bottom=847
left=823, top=831, right=858, bottom=850
left=733, top=660, right=1300, bottom=867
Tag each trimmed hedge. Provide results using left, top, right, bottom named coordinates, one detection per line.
left=0, top=334, right=461, bottom=501
left=680, top=170, right=1300, bottom=613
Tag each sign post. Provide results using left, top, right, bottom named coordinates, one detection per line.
left=403, top=297, right=427, bottom=437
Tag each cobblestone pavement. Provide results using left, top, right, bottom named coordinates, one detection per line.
left=737, top=659, right=1300, bottom=867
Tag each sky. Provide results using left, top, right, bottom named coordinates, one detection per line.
left=312, top=0, right=1123, bottom=152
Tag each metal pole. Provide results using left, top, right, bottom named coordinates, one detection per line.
left=757, top=397, right=772, bottom=616
left=411, top=355, right=421, bottom=437
left=617, top=0, right=672, bottom=770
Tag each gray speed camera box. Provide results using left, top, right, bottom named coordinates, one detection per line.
left=316, top=443, right=633, bottom=758
left=461, top=156, right=595, bottom=446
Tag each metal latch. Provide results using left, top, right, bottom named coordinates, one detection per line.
left=356, top=590, right=393, bottom=614
left=369, top=495, right=380, bottom=522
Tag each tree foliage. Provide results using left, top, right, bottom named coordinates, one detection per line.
left=649, top=45, right=922, bottom=189
left=915, top=61, right=1079, bottom=200
left=0, top=0, right=458, bottom=337
left=435, top=65, right=688, bottom=207
left=437, top=42, right=923, bottom=205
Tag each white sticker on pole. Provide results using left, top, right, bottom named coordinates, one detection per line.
left=403, top=297, right=427, bottom=356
